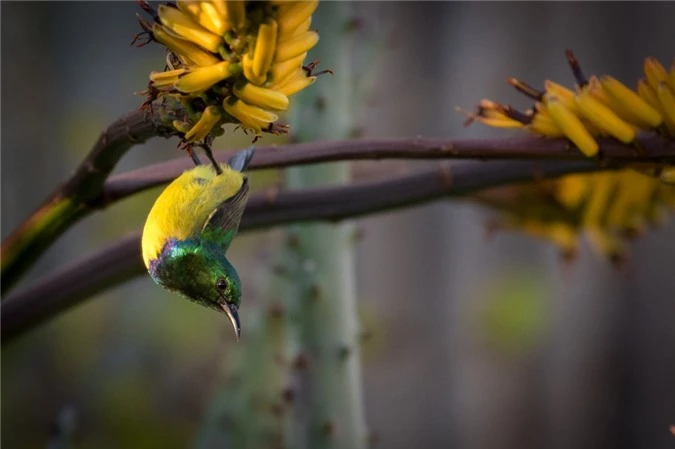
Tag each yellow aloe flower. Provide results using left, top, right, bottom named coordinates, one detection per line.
left=462, top=51, right=675, bottom=154
left=136, top=0, right=322, bottom=140
left=461, top=51, right=675, bottom=262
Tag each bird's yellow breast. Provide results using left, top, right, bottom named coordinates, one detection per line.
left=141, top=164, right=244, bottom=268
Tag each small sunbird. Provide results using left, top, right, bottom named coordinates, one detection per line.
left=141, top=147, right=255, bottom=339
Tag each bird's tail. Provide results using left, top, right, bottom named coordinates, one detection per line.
left=227, top=146, right=256, bottom=173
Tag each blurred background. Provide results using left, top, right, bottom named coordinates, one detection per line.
left=2, top=2, right=675, bottom=449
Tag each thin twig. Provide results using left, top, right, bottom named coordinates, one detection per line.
left=2, top=159, right=602, bottom=344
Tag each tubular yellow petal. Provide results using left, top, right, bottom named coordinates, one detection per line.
left=475, top=117, right=524, bottom=129
left=637, top=78, right=665, bottom=114
left=150, top=68, right=187, bottom=81
left=575, top=89, right=636, bottom=144
left=605, top=171, right=655, bottom=230
left=152, top=24, right=220, bottom=67
left=175, top=61, right=234, bottom=93
left=279, top=16, right=311, bottom=41
left=585, top=75, right=614, bottom=106
left=253, top=20, right=279, bottom=78
left=236, top=101, right=278, bottom=123
left=556, top=173, right=591, bottom=209
left=225, top=0, right=246, bottom=30
left=274, top=31, right=319, bottom=63
left=600, top=75, right=662, bottom=129
left=644, top=57, right=668, bottom=91
left=177, top=0, right=228, bottom=35
left=274, top=70, right=317, bottom=96
left=211, top=0, right=228, bottom=18
left=177, top=1, right=203, bottom=21
left=582, top=173, right=618, bottom=226
left=548, top=223, right=579, bottom=256
left=544, top=80, right=580, bottom=114
left=527, top=105, right=564, bottom=137
left=585, top=228, right=626, bottom=263
left=158, top=5, right=223, bottom=53
left=242, top=52, right=267, bottom=85
left=656, top=81, right=675, bottom=132
left=200, top=2, right=228, bottom=35
left=457, top=100, right=526, bottom=129
left=223, top=97, right=278, bottom=133
left=243, top=53, right=266, bottom=85
left=546, top=95, right=599, bottom=157
left=234, top=83, right=289, bottom=111
left=277, top=1, right=318, bottom=37
left=172, top=120, right=193, bottom=133
left=269, top=53, right=306, bottom=86
left=661, top=167, right=675, bottom=185
left=150, top=68, right=187, bottom=87
left=185, top=106, right=222, bottom=142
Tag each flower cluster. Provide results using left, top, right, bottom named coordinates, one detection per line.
left=462, top=52, right=675, bottom=263
left=485, top=169, right=675, bottom=263
left=136, top=0, right=322, bottom=143
left=462, top=52, right=674, bottom=161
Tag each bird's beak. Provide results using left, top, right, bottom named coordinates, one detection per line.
left=221, top=302, right=241, bottom=341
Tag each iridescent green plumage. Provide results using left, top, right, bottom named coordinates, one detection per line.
left=142, top=148, right=255, bottom=338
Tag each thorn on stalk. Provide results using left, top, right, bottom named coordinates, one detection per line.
left=307, top=284, right=322, bottom=302
left=358, top=329, right=374, bottom=344
left=281, top=388, right=294, bottom=403
left=269, top=402, right=285, bottom=417
left=337, top=345, right=351, bottom=360
left=320, top=421, right=336, bottom=437
left=344, top=17, right=364, bottom=33
left=271, top=264, right=287, bottom=277
left=293, top=353, right=309, bottom=371
left=267, top=301, right=284, bottom=319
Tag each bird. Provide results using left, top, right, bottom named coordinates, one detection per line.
left=141, top=147, right=255, bottom=339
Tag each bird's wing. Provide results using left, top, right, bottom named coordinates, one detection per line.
left=227, top=146, right=255, bottom=172
left=201, top=179, right=250, bottom=252
left=142, top=164, right=245, bottom=265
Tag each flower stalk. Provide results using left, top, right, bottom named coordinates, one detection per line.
left=278, top=3, right=368, bottom=448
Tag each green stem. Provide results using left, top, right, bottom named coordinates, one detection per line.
left=284, top=167, right=368, bottom=449
left=281, top=3, right=368, bottom=448
left=193, top=303, right=287, bottom=449
left=1, top=198, right=85, bottom=292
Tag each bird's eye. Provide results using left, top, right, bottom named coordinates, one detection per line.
left=216, top=278, right=228, bottom=291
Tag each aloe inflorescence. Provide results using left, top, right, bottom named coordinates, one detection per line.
left=135, top=0, right=325, bottom=145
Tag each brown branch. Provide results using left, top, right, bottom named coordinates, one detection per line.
left=0, top=103, right=179, bottom=294
left=3, top=125, right=672, bottom=297
left=102, top=134, right=674, bottom=203
left=1, top=159, right=602, bottom=344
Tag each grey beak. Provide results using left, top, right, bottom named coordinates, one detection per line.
left=221, top=303, right=241, bottom=341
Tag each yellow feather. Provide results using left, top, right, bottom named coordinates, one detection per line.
left=142, top=164, right=244, bottom=268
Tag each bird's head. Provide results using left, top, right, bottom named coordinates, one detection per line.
left=149, top=239, right=243, bottom=339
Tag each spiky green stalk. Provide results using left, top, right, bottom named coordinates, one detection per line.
left=281, top=3, right=368, bottom=448
left=193, top=301, right=287, bottom=449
